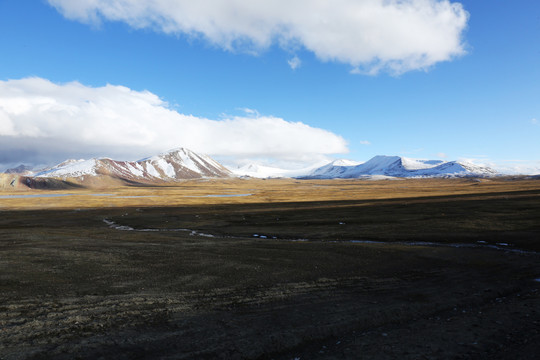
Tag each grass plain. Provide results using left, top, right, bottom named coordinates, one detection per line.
left=0, top=177, right=539, bottom=359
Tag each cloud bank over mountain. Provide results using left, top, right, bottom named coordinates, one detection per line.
left=0, top=77, right=347, bottom=168
left=47, top=0, right=469, bottom=74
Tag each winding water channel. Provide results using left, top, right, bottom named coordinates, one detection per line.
left=103, top=219, right=538, bottom=255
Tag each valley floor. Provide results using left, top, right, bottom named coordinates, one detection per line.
left=0, top=178, right=539, bottom=359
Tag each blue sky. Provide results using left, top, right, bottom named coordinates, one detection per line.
left=0, top=0, right=539, bottom=173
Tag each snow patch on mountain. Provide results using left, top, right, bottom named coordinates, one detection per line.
left=400, top=157, right=444, bottom=170
left=35, top=159, right=98, bottom=178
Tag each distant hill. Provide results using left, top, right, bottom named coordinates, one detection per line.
left=4, top=164, right=34, bottom=175
left=303, top=159, right=362, bottom=179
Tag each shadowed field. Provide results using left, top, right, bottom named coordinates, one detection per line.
left=1, top=178, right=539, bottom=359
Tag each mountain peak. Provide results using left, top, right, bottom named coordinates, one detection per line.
left=162, top=147, right=192, bottom=156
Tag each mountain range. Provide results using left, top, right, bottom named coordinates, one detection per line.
left=1, top=148, right=232, bottom=189
left=1, top=149, right=499, bottom=189
left=304, top=155, right=497, bottom=179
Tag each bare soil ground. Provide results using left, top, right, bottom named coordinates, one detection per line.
left=0, top=178, right=539, bottom=359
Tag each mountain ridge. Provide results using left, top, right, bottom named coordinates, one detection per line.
left=6, top=148, right=233, bottom=188
left=1, top=152, right=500, bottom=188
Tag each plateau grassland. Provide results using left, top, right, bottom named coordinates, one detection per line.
left=1, top=178, right=539, bottom=359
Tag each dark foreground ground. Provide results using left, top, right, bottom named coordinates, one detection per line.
left=1, top=184, right=539, bottom=359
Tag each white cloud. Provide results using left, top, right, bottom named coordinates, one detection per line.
left=502, top=161, right=540, bottom=175
left=437, top=152, right=447, bottom=159
left=359, top=140, right=371, bottom=145
left=531, top=118, right=538, bottom=125
left=485, top=160, right=540, bottom=176
left=456, top=157, right=540, bottom=175
left=288, top=56, right=301, bottom=70
left=238, top=108, right=259, bottom=116
left=47, top=0, right=469, bottom=75
left=0, top=77, right=348, bottom=167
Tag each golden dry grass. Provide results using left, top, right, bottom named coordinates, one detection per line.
left=1, top=177, right=539, bottom=210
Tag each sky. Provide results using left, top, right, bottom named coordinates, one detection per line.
left=0, top=0, right=539, bottom=174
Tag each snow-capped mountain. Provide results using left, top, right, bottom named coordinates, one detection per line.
left=0, top=152, right=501, bottom=188
left=34, top=148, right=232, bottom=183
left=231, top=163, right=291, bottom=178
left=230, top=161, right=329, bottom=178
left=306, top=155, right=497, bottom=179
left=305, top=159, right=361, bottom=179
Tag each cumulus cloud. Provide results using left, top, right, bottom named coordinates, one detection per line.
left=0, top=77, right=348, bottom=167
left=496, top=160, right=540, bottom=175
left=47, top=0, right=469, bottom=74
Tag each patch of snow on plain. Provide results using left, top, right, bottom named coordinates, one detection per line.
left=359, top=175, right=400, bottom=180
